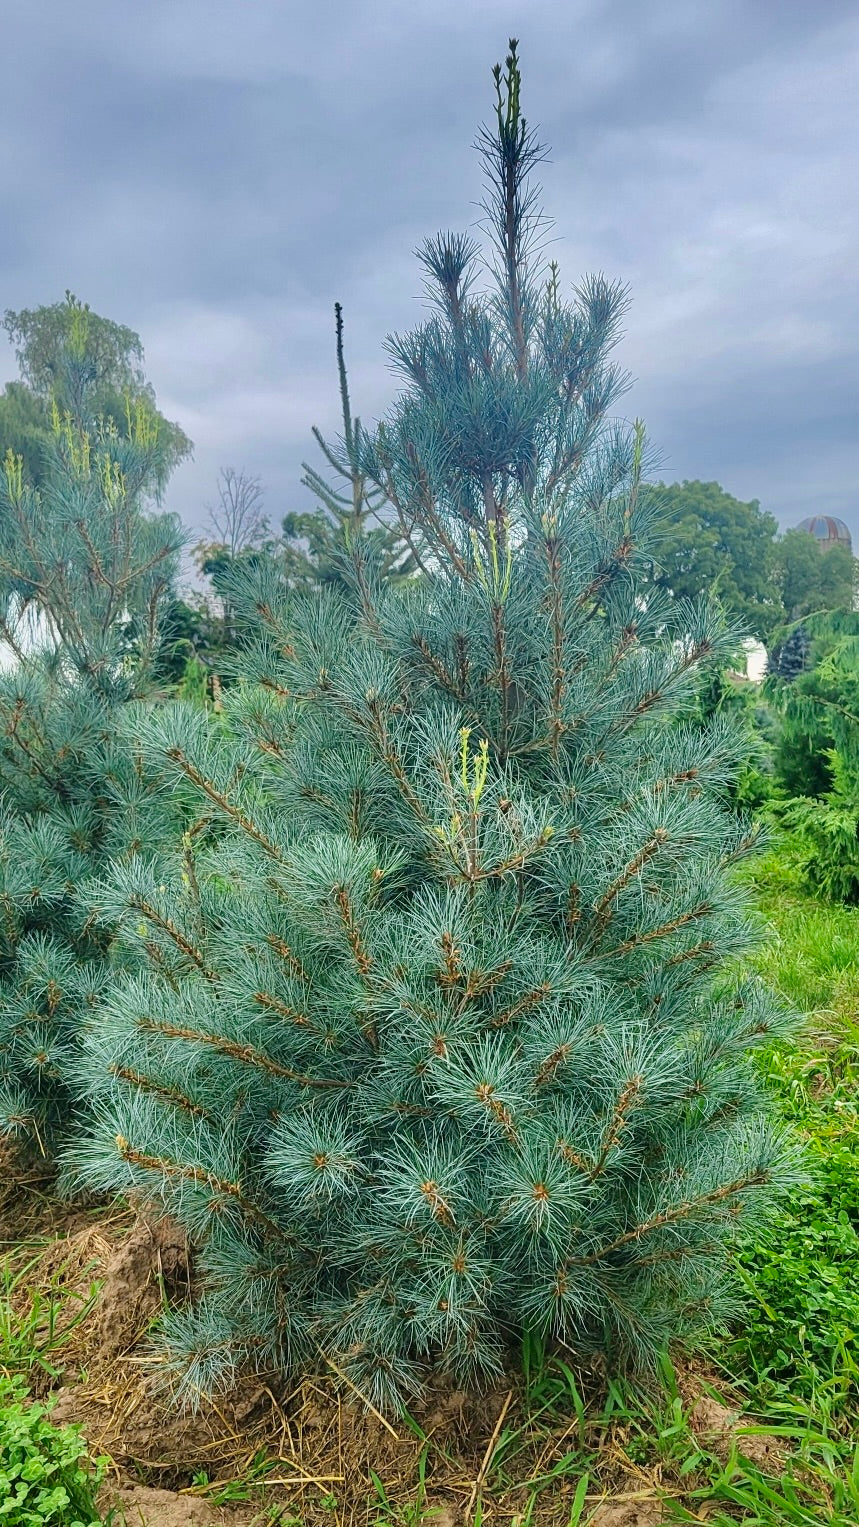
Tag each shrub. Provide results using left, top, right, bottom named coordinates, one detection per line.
left=767, top=614, right=859, bottom=903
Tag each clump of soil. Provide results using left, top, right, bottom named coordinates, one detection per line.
left=89, top=1216, right=189, bottom=1358
left=38, top=1212, right=275, bottom=1484
left=100, top=1482, right=253, bottom=1527
left=589, top=1504, right=664, bottom=1526
left=689, top=1391, right=785, bottom=1472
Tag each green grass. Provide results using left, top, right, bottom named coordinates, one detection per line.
left=0, top=1252, right=100, bottom=1385
left=462, top=1342, right=859, bottom=1526
left=727, top=844, right=859, bottom=1413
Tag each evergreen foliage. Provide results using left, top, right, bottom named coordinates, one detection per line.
left=689, top=669, right=777, bottom=814
left=68, top=43, right=800, bottom=1409
left=768, top=625, right=812, bottom=685
left=768, top=613, right=859, bottom=902
left=0, top=335, right=185, bottom=1147
left=283, top=303, right=415, bottom=589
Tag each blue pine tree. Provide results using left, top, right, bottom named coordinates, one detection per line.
left=68, top=43, right=800, bottom=1409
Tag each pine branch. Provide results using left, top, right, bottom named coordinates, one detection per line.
left=489, top=983, right=552, bottom=1029
left=165, top=747, right=283, bottom=860
left=136, top=1016, right=351, bottom=1091
left=128, top=896, right=216, bottom=980
left=108, top=1064, right=213, bottom=1121
left=114, top=1133, right=289, bottom=1241
left=588, top=1076, right=642, bottom=1179
left=572, top=1171, right=772, bottom=1265
left=590, top=829, right=668, bottom=940
left=600, top=901, right=713, bottom=959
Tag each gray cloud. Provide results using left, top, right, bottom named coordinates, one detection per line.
left=1, top=0, right=855, bottom=548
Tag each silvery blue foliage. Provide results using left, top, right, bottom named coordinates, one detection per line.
left=66, top=43, right=800, bottom=1410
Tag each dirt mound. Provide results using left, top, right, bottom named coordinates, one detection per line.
left=87, top=1215, right=189, bottom=1359
left=689, top=1391, right=785, bottom=1472
left=589, top=1504, right=664, bottom=1526
left=101, top=1482, right=253, bottom=1527
left=45, top=1212, right=272, bottom=1482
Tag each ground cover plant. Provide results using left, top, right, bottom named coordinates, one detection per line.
left=0, top=1376, right=106, bottom=1527
left=63, top=43, right=801, bottom=1416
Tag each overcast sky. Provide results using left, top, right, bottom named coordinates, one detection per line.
left=2, top=0, right=856, bottom=550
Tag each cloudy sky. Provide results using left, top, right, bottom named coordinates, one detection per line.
left=2, top=0, right=856, bottom=549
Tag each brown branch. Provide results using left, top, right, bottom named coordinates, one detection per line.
left=363, top=698, right=432, bottom=827
left=165, top=747, right=282, bottom=860
left=114, top=1135, right=289, bottom=1241
left=663, top=938, right=715, bottom=969
left=575, top=537, right=634, bottom=612
left=436, top=931, right=463, bottom=989
left=570, top=1171, right=770, bottom=1266
left=490, top=982, right=553, bottom=1029
left=444, top=830, right=554, bottom=885
left=411, top=635, right=466, bottom=699
left=420, top=1179, right=455, bottom=1227
left=333, top=886, right=372, bottom=978
left=474, top=1082, right=518, bottom=1143
left=108, top=1064, right=212, bottom=1121
left=588, top=1076, right=642, bottom=1179
left=533, top=1042, right=573, bottom=1087
left=556, top=1137, right=595, bottom=1173
left=458, top=959, right=514, bottom=1004
left=4, top=698, right=67, bottom=797
left=137, top=1016, right=351, bottom=1090
left=129, top=896, right=216, bottom=981
left=266, top=933, right=309, bottom=983
left=491, top=603, right=512, bottom=757
left=590, top=829, right=668, bottom=939
left=401, top=438, right=471, bottom=579
left=252, top=990, right=319, bottom=1033
left=600, top=902, right=713, bottom=959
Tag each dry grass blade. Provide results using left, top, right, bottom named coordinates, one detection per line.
left=464, top=1387, right=513, bottom=1517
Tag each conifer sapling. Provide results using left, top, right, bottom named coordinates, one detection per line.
left=69, top=42, right=800, bottom=1409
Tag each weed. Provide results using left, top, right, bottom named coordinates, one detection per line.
left=0, top=1251, right=100, bottom=1383
left=370, top=1445, right=433, bottom=1522
left=0, top=1373, right=108, bottom=1525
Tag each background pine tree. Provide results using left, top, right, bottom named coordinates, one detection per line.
left=283, top=302, right=416, bottom=590
left=0, top=332, right=186, bottom=1147
left=68, top=43, right=800, bottom=1409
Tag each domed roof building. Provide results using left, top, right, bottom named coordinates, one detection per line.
left=796, top=515, right=852, bottom=553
